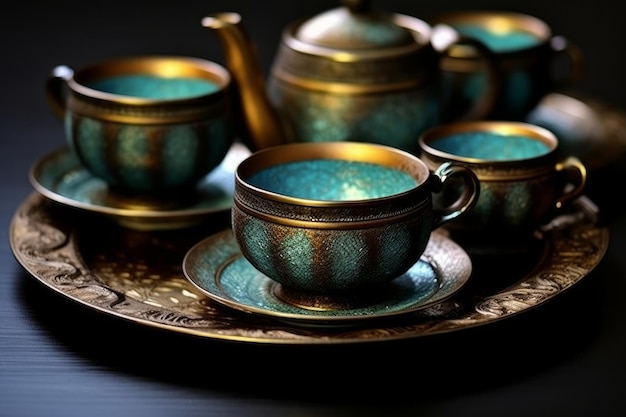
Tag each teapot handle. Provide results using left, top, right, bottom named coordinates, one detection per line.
left=432, top=24, right=503, bottom=121
left=45, top=65, right=73, bottom=120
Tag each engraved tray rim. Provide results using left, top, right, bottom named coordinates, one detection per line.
left=10, top=192, right=609, bottom=345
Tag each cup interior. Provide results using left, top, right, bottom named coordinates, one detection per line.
left=246, top=159, right=418, bottom=201
left=71, top=56, right=231, bottom=102
left=434, top=12, right=551, bottom=54
left=454, top=23, right=540, bottom=52
left=87, top=74, right=219, bottom=99
left=420, top=122, right=557, bottom=162
left=429, top=131, right=552, bottom=161
left=237, top=142, right=429, bottom=203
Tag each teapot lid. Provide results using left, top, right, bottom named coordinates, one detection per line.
left=295, top=0, right=417, bottom=49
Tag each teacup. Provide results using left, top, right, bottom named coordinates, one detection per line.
left=430, top=11, right=584, bottom=120
left=231, top=141, right=479, bottom=300
left=418, top=121, right=587, bottom=250
left=46, top=55, right=235, bottom=209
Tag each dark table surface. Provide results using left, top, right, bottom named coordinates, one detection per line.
left=3, top=1, right=626, bottom=416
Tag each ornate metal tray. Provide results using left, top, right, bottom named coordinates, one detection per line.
left=10, top=192, right=609, bottom=345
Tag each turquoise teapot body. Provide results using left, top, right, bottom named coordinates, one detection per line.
left=203, top=1, right=499, bottom=153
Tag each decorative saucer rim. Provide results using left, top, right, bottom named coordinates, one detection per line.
left=29, top=142, right=250, bottom=219
left=182, top=229, right=473, bottom=325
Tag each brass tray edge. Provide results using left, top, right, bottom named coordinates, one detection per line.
left=10, top=192, right=609, bottom=345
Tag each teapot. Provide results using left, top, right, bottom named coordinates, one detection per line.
left=203, top=0, right=500, bottom=154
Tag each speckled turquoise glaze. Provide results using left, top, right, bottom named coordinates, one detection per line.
left=418, top=122, right=587, bottom=242
left=430, top=131, right=551, bottom=161
left=186, top=230, right=441, bottom=319
left=433, top=12, right=577, bottom=120
left=247, top=159, right=418, bottom=200
left=234, top=214, right=430, bottom=293
left=223, top=236, right=436, bottom=312
left=443, top=69, right=535, bottom=120
left=182, top=228, right=473, bottom=323
left=49, top=56, right=235, bottom=197
left=232, top=142, right=479, bottom=294
left=67, top=116, right=232, bottom=193
left=454, top=24, right=539, bottom=52
left=88, top=75, right=220, bottom=99
left=268, top=78, right=442, bottom=155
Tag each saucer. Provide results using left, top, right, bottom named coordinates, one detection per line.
left=182, top=229, right=472, bottom=326
left=29, top=143, right=251, bottom=230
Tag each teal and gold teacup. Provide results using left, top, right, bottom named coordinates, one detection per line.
left=46, top=55, right=235, bottom=208
left=431, top=11, right=584, bottom=120
left=231, top=142, right=479, bottom=296
left=418, top=121, right=587, bottom=248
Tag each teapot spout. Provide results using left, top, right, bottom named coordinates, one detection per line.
left=202, top=12, right=287, bottom=151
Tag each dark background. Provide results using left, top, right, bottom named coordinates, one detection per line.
left=2, top=1, right=626, bottom=416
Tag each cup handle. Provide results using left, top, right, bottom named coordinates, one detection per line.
left=555, top=156, right=587, bottom=209
left=549, top=36, right=585, bottom=87
left=431, top=161, right=480, bottom=229
left=432, top=24, right=503, bottom=121
left=45, top=65, right=74, bottom=119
